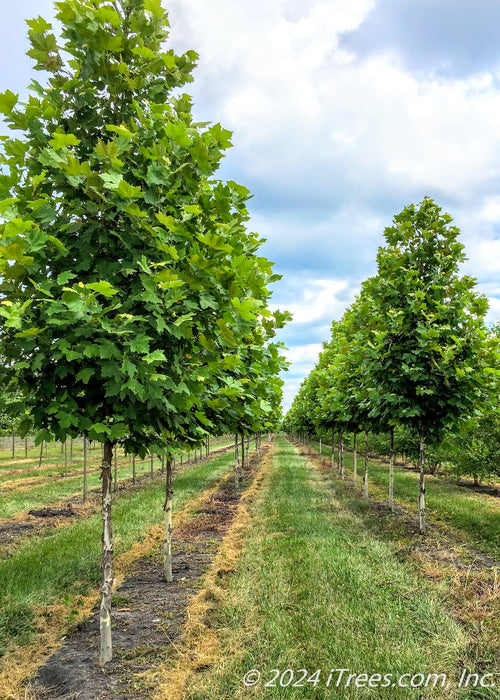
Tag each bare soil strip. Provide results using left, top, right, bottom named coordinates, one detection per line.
left=22, top=444, right=269, bottom=700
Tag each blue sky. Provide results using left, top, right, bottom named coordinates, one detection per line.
left=2, top=1, right=500, bottom=411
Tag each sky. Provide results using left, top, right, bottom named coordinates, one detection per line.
left=2, top=1, right=500, bottom=411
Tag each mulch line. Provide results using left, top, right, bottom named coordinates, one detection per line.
left=27, top=444, right=269, bottom=700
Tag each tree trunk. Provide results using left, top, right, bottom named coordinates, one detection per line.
left=99, top=441, right=114, bottom=664
left=151, top=453, right=154, bottom=478
left=340, top=429, right=344, bottom=479
left=240, top=433, right=245, bottom=470
left=39, top=442, right=43, bottom=468
left=319, top=435, right=322, bottom=457
left=83, top=437, right=88, bottom=502
left=132, top=454, right=136, bottom=484
left=331, top=429, right=334, bottom=470
left=113, top=447, right=118, bottom=492
left=234, top=434, right=239, bottom=488
left=353, top=432, right=357, bottom=485
left=163, top=455, right=173, bottom=582
left=388, top=426, right=394, bottom=511
left=12, top=429, right=15, bottom=459
left=418, top=427, right=426, bottom=534
left=364, top=431, right=369, bottom=497
left=24, top=436, right=28, bottom=459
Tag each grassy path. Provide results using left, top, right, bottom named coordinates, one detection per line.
left=310, top=440, right=500, bottom=560
left=0, top=445, right=245, bottom=660
left=180, top=437, right=496, bottom=699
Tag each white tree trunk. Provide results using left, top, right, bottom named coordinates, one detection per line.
left=83, top=437, right=88, bottom=502
left=340, top=429, right=344, bottom=479
left=364, top=431, right=369, bottom=497
left=163, top=455, right=173, bottom=582
left=389, top=426, right=394, bottom=511
left=418, top=429, right=426, bottom=534
left=319, top=435, right=322, bottom=457
left=100, top=441, right=114, bottom=664
left=353, top=432, right=357, bottom=485
left=234, top=434, right=239, bottom=488
left=331, top=430, right=334, bottom=470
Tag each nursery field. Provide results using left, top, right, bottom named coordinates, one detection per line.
left=1, top=436, right=498, bottom=699
left=309, top=440, right=500, bottom=560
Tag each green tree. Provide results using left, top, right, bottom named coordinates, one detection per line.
left=0, top=0, right=287, bottom=662
left=367, top=198, right=489, bottom=533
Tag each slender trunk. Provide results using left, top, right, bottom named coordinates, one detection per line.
left=319, top=435, right=322, bottom=457
left=64, top=440, right=68, bottom=477
left=337, top=429, right=341, bottom=474
left=388, top=426, right=394, bottom=511
left=234, top=434, right=239, bottom=488
left=353, top=432, right=357, bottom=485
left=83, top=437, right=88, bottom=502
left=418, top=428, right=426, bottom=534
left=340, top=429, right=344, bottom=479
left=132, top=454, right=136, bottom=484
left=39, top=442, right=43, bottom=468
left=100, top=441, right=114, bottom=664
left=24, top=436, right=28, bottom=459
left=151, top=453, right=154, bottom=478
left=331, top=429, right=334, bottom=470
left=162, top=455, right=165, bottom=473
left=364, top=431, right=369, bottom=497
left=113, top=447, right=117, bottom=492
left=163, top=455, right=173, bottom=582
left=240, top=433, right=245, bottom=469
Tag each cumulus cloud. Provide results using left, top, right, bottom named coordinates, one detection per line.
left=2, top=0, right=500, bottom=411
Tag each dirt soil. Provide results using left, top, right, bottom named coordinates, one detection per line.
left=28, top=446, right=266, bottom=700
left=0, top=445, right=237, bottom=556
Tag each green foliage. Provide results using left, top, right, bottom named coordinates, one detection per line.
left=366, top=198, right=489, bottom=439
left=0, top=0, right=288, bottom=453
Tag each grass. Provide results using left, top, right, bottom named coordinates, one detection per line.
left=182, top=437, right=493, bottom=699
left=0, top=447, right=240, bottom=657
left=0, top=455, right=161, bottom=519
left=311, top=440, right=500, bottom=560
left=0, top=442, right=236, bottom=520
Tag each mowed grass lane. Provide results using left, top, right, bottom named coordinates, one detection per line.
left=310, top=440, right=500, bottom=560
left=184, top=437, right=481, bottom=699
left=0, top=447, right=241, bottom=657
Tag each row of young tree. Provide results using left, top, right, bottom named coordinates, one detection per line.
left=0, top=0, right=288, bottom=663
left=283, top=197, right=500, bottom=529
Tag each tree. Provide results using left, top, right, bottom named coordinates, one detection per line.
left=367, top=198, right=489, bottom=532
left=0, top=0, right=287, bottom=662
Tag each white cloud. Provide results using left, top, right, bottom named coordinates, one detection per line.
left=286, top=279, right=351, bottom=323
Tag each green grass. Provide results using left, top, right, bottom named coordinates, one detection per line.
left=0, top=442, right=236, bottom=520
left=0, top=455, right=162, bottom=519
left=0, top=447, right=241, bottom=657
left=186, top=438, right=489, bottom=699
left=311, top=441, right=500, bottom=560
